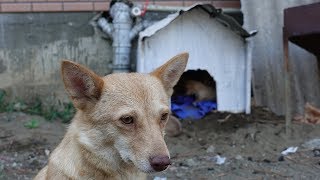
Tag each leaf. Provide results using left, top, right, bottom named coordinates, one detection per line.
left=24, top=119, right=40, bottom=129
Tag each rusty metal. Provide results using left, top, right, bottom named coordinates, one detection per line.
left=283, top=27, right=290, bottom=72
left=284, top=2, right=320, bottom=56
left=283, top=27, right=292, bottom=135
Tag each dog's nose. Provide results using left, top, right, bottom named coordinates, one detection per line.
left=149, top=155, right=171, bottom=172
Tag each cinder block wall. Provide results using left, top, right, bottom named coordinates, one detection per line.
left=0, top=0, right=240, bottom=108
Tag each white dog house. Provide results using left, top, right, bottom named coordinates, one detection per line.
left=137, top=4, right=254, bottom=113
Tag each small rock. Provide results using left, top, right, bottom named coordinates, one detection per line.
left=180, top=166, right=188, bottom=170
left=198, top=138, right=207, bottom=146
left=302, top=139, right=320, bottom=149
left=263, top=159, right=271, bottom=163
left=278, top=156, right=284, bottom=161
left=30, top=159, right=40, bottom=167
left=207, top=167, right=214, bottom=171
left=45, top=149, right=50, bottom=156
left=206, top=145, right=215, bottom=153
left=247, top=157, right=253, bottom=161
left=313, top=149, right=320, bottom=157
left=165, top=115, right=182, bottom=137
left=176, top=173, right=184, bottom=178
left=28, top=153, right=35, bottom=159
left=179, top=162, right=188, bottom=167
left=186, top=158, right=197, bottom=167
left=13, top=102, right=27, bottom=111
left=235, top=155, right=243, bottom=160
left=169, top=166, right=177, bottom=171
left=153, top=177, right=167, bottom=180
left=12, top=162, right=17, bottom=167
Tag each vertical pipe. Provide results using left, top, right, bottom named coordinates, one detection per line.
left=245, top=39, right=253, bottom=114
left=109, top=2, right=133, bottom=73
left=283, top=27, right=292, bottom=135
left=98, top=2, right=151, bottom=73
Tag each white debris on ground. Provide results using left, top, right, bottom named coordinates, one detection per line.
left=281, top=147, right=298, bottom=155
left=153, top=176, right=167, bottom=180
left=213, top=155, right=226, bottom=165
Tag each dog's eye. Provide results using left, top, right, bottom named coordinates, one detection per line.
left=120, top=116, right=134, bottom=124
left=161, top=113, right=169, bottom=121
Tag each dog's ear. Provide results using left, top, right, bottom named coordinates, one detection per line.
left=61, top=60, right=104, bottom=110
left=151, top=52, right=189, bottom=96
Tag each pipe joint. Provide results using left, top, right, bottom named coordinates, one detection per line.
left=97, top=18, right=114, bottom=38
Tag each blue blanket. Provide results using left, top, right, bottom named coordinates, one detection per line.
left=171, top=95, right=217, bottom=120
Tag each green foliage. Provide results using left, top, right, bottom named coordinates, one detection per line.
left=56, top=103, right=75, bottom=123
left=0, top=89, right=75, bottom=123
left=0, top=89, right=7, bottom=112
left=0, top=164, right=5, bottom=180
left=42, top=103, right=75, bottom=123
left=24, top=119, right=40, bottom=129
left=26, top=99, right=43, bottom=115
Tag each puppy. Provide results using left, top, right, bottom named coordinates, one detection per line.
left=34, top=53, right=189, bottom=180
left=185, top=80, right=216, bottom=102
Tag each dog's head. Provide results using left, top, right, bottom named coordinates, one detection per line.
left=61, top=53, right=188, bottom=173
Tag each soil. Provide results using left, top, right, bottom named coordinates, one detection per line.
left=1, top=107, right=320, bottom=180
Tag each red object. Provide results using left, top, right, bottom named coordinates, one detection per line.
left=140, top=0, right=149, bottom=16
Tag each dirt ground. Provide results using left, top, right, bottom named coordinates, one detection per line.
left=1, top=107, right=320, bottom=180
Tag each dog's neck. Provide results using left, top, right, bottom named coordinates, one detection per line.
left=49, top=114, right=144, bottom=179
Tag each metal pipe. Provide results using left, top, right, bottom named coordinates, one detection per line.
left=130, top=20, right=152, bottom=40
left=109, top=2, right=133, bottom=73
left=97, top=18, right=113, bottom=38
left=145, top=4, right=184, bottom=12
left=97, top=2, right=153, bottom=73
left=245, top=39, right=253, bottom=114
left=134, top=4, right=241, bottom=14
left=97, top=2, right=134, bottom=73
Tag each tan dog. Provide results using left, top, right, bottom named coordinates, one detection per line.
left=34, top=53, right=188, bottom=180
left=185, top=80, right=216, bottom=103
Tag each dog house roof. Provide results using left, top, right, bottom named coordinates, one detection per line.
left=139, top=3, right=254, bottom=40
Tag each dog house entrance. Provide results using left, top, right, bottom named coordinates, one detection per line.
left=171, top=69, right=217, bottom=120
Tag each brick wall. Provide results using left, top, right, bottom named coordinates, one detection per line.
left=0, top=0, right=240, bottom=13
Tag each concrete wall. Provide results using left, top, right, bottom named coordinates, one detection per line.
left=241, top=0, right=320, bottom=116
left=0, top=9, right=242, bottom=108
left=0, top=12, right=113, bottom=106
